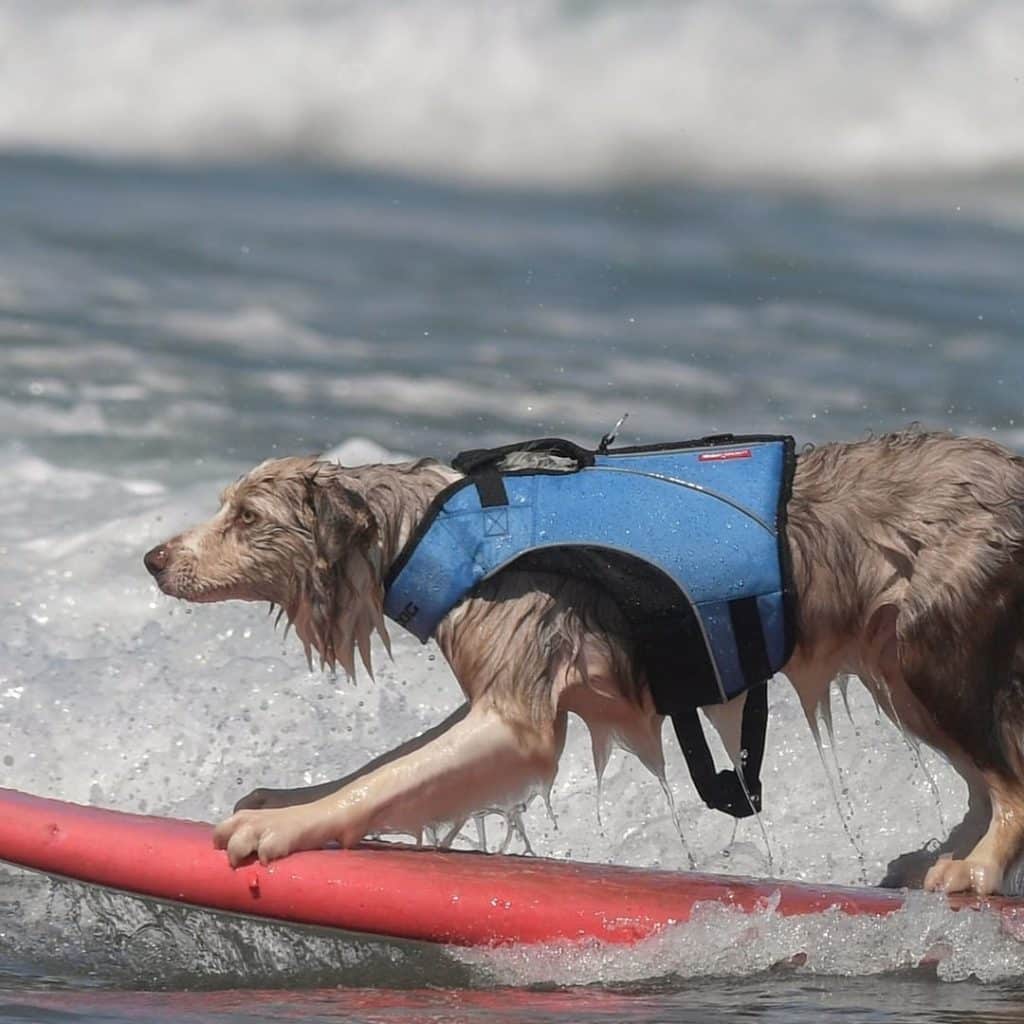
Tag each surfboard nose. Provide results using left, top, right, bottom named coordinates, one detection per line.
left=144, top=544, right=170, bottom=576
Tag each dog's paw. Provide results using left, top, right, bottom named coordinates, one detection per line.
left=923, top=855, right=1003, bottom=895
left=213, top=807, right=316, bottom=867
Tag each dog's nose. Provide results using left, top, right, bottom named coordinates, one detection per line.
left=144, top=544, right=170, bottom=577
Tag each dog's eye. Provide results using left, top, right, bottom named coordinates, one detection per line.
left=239, top=509, right=258, bottom=526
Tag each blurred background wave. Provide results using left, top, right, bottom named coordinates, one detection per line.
left=2, top=0, right=1022, bottom=188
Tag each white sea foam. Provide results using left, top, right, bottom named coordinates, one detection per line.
left=0, top=0, right=1021, bottom=187
left=458, top=892, right=1024, bottom=984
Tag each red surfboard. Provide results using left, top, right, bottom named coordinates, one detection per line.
left=0, top=787, right=1021, bottom=947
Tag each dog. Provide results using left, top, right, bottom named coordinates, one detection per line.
left=143, top=429, right=1024, bottom=895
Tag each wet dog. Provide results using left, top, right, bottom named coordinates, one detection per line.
left=144, top=429, right=1024, bottom=894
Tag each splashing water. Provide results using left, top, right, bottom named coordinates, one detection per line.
left=655, top=774, right=698, bottom=872
left=455, top=890, right=1024, bottom=986
left=733, top=745, right=776, bottom=874
left=807, top=697, right=870, bottom=884
left=889, top=705, right=950, bottom=837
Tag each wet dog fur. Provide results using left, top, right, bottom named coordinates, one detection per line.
left=144, top=429, right=1024, bottom=894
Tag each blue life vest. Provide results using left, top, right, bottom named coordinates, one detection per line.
left=383, top=434, right=797, bottom=818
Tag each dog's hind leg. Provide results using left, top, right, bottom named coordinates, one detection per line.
left=894, top=573, right=1024, bottom=894
left=924, top=650, right=1024, bottom=895
left=880, top=758, right=991, bottom=889
left=923, top=772, right=1024, bottom=894
left=863, top=639, right=1024, bottom=893
left=998, top=655, right=1024, bottom=895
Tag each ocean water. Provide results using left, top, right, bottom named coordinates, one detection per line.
left=2, top=1, right=1024, bottom=1020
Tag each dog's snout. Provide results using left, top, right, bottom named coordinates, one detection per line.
left=144, top=544, right=171, bottom=577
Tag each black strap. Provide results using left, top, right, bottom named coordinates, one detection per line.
left=729, top=596, right=773, bottom=688
left=671, top=682, right=768, bottom=819
left=468, top=464, right=508, bottom=507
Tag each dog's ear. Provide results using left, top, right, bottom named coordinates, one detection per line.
left=299, top=470, right=380, bottom=673
left=306, top=474, right=377, bottom=565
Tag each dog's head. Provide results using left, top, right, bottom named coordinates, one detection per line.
left=144, top=456, right=388, bottom=675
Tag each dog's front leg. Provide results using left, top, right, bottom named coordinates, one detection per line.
left=233, top=703, right=471, bottom=811
left=213, top=702, right=563, bottom=866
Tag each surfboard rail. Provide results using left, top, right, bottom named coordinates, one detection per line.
left=0, top=787, right=1020, bottom=946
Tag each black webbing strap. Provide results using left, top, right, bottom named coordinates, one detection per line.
left=671, top=682, right=768, bottom=818
left=729, top=596, right=773, bottom=685
left=450, top=447, right=510, bottom=507
left=670, top=592, right=773, bottom=818
left=467, top=464, right=508, bottom=507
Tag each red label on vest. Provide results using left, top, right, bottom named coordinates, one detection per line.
left=699, top=448, right=752, bottom=462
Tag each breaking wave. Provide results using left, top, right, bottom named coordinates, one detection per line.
left=1, top=0, right=1022, bottom=186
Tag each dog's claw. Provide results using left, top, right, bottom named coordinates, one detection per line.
left=923, top=855, right=1003, bottom=895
